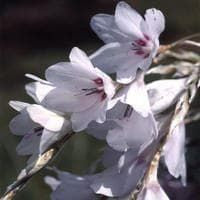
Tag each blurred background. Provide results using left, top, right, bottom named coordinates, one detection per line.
left=0, top=0, right=200, bottom=199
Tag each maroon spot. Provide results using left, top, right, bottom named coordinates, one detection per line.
left=136, top=39, right=146, bottom=47
left=94, top=78, right=103, bottom=86
left=101, top=93, right=107, bottom=101
left=135, top=50, right=144, bottom=55
left=144, top=34, right=150, bottom=41
left=144, top=53, right=150, bottom=58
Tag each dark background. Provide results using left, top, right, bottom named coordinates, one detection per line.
left=0, top=0, right=200, bottom=199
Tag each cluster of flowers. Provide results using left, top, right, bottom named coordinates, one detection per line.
left=10, top=2, right=187, bottom=200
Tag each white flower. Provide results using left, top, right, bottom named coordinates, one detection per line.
left=90, top=1, right=165, bottom=83
left=163, top=122, right=187, bottom=186
left=43, top=47, right=116, bottom=131
left=9, top=101, right=71, bottom=155
left=90, top=143, right=157, bottom=197
left=137, top=167, right=169, bottom=200
left=25, top=74, right=55, bottom=104
left=45, top=170, right=96, bottom=200
left=106, top=109, right=157, bottom=152
left=147, top=78, right=186, bottom=114
left=137, top=181, right=170, bottom=200
left=111, top=72, right=151, bottom=117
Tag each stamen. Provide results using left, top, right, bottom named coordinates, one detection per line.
left=85, top=89, right=103, bottom=96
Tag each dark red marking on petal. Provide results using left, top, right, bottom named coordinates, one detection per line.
left=85, top=89, right=103, bottom=96
left=101, top=93, right=107, bottom=101
left=136, top=39, right=146, bottom=47
left=144, top=53, right=150, bottom=59
left=135, top=50, right=145, bottom=55
left=144, top=34, right=150, bottom=41
left=94, top=78, right=103, bottom=86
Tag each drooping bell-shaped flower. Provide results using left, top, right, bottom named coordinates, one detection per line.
left=137, top=166, right=169, bottom=200
left=90, top=1, right=165, bottom=83
left=106, top=109, right=157, bottom=152
left=90, top=141, right=157, bottom=198
left=163, top=122, right=187, bottom=186
left=45, top=170, right=96, bottom=200
left=9, top=101, right=71, bottom=156
left=43, top=47, right=116, bottom=131
left=147, top=78, right=187, bottom=114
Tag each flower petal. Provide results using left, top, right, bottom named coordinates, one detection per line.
left=101, top=147, right=123, bottom=168
left=91, top=149, right=148, bottom=197
left=163, top=122, right=187, bottom=186
left=39, top=120, right=71, bottom=153
left=27, top=105, right=65, bottom=132
left=90, top=14, right=130, bottom=43
left=147, top=78, right=186, bottom=114
left=45, top=62, right=96, bottom=91
left=91, top=42, right=148, bottom=83
left=69, top=47, right=94, bottom=72
left=71, top=101, right=107, bottom=132
left=115, top=72, right=151, bottom=117
left=86, top=120, right=118, bottom=140
left=16, top=130, right=40, bottom=155
left=138, top=182, right=169, bottom=200
left=106, top=110, right=156, bottom=152
left=9, top=109, right=37, bottom=136
left=46, top=171, right=96, bottom=200
left=144, top=8, right=165, bottom=40
left=42, top=88, right=101, bottom=113
left=44, top=176, right=60, bottom=191
left=25, top=81, right=55, bottom=103
left=9, top=101, right=30, bottom=112
left=90, top=42, right=129, bottom=74
left=115, top=1, right=144, bottom=39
